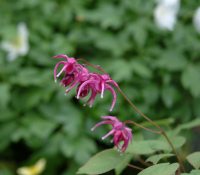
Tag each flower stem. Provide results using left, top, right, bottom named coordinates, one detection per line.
left=125, top=120, right=161, bottom=134
left=77, top=58, right=185, bottom=172
left=128, top=164, right=144, bottom=171
left=117, top=86, right=185, bottom=172
left=77, top=58, right=107, bottom=74
left=138, top=157, right=152, bottom=166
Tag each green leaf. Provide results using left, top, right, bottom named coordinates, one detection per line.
left=146, top=154, right=174, bottom=164
left=159, top=135, right=186, bottom=151
left=181, top=64, right=200, bottom=97
left=126, top=20, right=148, bottom=47
left=115, top=154, right=132, bottom=175
left=105, top=59, right=132, bottom=82
left=95, top=32, right=130, bottom=56
left=174, top=119, right=200, bottom=134
left=77, top=149, right=129, bottom=174
left=131, top=60, right=152, bottom=79
left=0, top=83, right=10, bottom=109
left=156, top=51, right=187, bottom=71
left=138, top=163, right=179, bottom=175
left=181, top=170, right=200, bottom=175
left=142, top=85, right=159, bottom=105
left=12, top=114, right=57, bottom=145
left=84, top=4, right=123, bottom=29
left=161, top=86, right=179, bottom=108
left=127, top=136, right=185, bottom=155
left=186, top=152, right=200, bottom=169
left=126, top=140, right=167, bottom=155
left=10, top=68, right=51, bottom=86
left=61, top=136, right=97, bottom=164
left=0, top=122, right=17, bottom=151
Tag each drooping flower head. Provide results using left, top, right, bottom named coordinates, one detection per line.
left=91, top=116, right=132, bottom=152
left=76, top=73, right=118, bottom=111
left=53, top=54, right=89, bottom=93
left=53, top=54, right=118, bottom=111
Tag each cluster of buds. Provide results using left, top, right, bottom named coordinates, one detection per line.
left=53, top=54, right=132, bottom=152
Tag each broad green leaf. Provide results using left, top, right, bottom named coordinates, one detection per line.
left=138, top=163, right=179, bottom=175
left=77, top=149, right=129, bottom=174
left=174, top=119, right=200, bottom=134
left=186, top=152, right=200, bottom=169
left=115, top=154, right=132, bottom=175
left=131, top=60, right=152, bottom=79
left=13, top=114, right=57, bottom=143
left=156, top=51, right=187, bottom=71
left=0, top=83, right=10, bottom=109
left=61, top=136, right=97, bottom=164
left=146, top=154, right=174, bottom=164
left=0, top=122, right=17, bottom=151
left=142, top=84, right=159, bottom=105
left=105, top=59, right=132, bottom=82
left=161, top=86, right=179, bottom=108
left=126, top=140, right=167, bottom=155
left=126, top=19, right=148, bottom=47
left=181, top=170, right=200, bottom=175
left=181, top=64, right=200, bottom=97
left=127, top=136, right=185, bottom=155
left=84, top=4, right=123, bottom=29
left=10, top=68, right=51, bottom=86
left=95, top=32, right=130, bottom=56
left=160, top=136, right=186, bottom=151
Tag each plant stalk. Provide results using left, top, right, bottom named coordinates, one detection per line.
left=128, top=164, right=144, bottom=171
left=77, top=58, right=185, bottom=172
left=125, top=120, right=161, bottom=134
left=116, top=86, right=185, bottom=172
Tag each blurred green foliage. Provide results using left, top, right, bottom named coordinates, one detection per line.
left=0, top=0, right=200, bottom=174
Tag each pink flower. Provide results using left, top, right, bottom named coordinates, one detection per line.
left=91, top=116, right=132, bottom=152
left=76, top=73, right=118, bottom=111
left=53, top=54, right=89, bottom=93
left=53, top=54, right=118, bottom=111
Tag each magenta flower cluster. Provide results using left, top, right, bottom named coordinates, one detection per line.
left=91, top=116, right=132, bottom=152
left=53, top=54, right=132, bottom=152
left=53, top=54, right=117, bottom=111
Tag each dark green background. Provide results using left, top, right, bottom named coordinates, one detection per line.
left=0, top=0, right=200, bottom=174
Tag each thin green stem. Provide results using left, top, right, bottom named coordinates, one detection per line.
left=77, top=58, right=107, bottom=74
left=138, top=157, right=152, bottom=167
left=161, top=132, right=185, bottom=173
left=128, top=164, right=144, bottom=171
left=116, top=87, right=161, bottom=129
left=125, top=120, right=161, bottom=134
left=140, top=118, right=174, bottom=128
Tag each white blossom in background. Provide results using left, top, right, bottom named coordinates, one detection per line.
left=154, top=0, right=180, bottom=31
left=193, top=7, right=200, bottom=33
left=1, top=22, right=29, bottom=61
